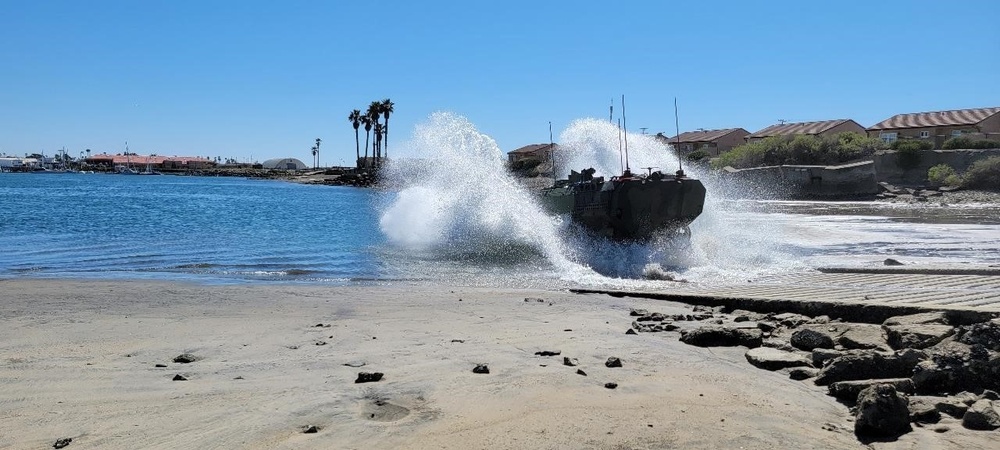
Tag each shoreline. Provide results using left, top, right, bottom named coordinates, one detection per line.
left=3, top=279, right=997, bottom=449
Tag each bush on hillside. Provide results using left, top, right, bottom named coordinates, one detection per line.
left=711, top=132, right=885, bottom=169
left=942, top=136, right=1000, bottom=150
left=890, top=139, right=933, bottom=151
left=508, top=158, right=542, bottom=177
left=927, top=164, right=960, bottom=186
left=961, top=156, right=1000, bottom=190
left=686, top=150, right=709, bottom=162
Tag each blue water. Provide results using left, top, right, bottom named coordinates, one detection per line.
left=0, top=173, right=385, bottom=283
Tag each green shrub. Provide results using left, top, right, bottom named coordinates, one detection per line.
left=712, top=132, right=885, bottom=169
left=686, top=150, right=709, bottom=161
left=891, top=139, right=933, bottom=151
left=896, top=145, right=923, bottom=170
left=942, top=136, right=1000, bottom=150
left=961, top=156, right=1000, bottom=190
left=927, top=164, right=958, bottom=185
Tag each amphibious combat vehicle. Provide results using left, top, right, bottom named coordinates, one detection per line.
left=539, top=167, right=706, bottom=242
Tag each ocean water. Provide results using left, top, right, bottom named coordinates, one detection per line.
left=3, top=114, right=999, bottom=288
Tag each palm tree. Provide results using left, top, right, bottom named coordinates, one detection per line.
left=315, top=138, right=322, bottom=168
left=361, top=114, right=373, bottom=169
left=348, top=109, right=362, bottom=168
left=380, top=98, right=394, bottom=161
left=367, top=101, right=383, bottom=166
left=374, top=122, right=384, bottom=167
left=311, top=146, right=317, bottom=169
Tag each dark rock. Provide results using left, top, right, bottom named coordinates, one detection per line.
left=172, top=374, right=187, bottom=381
left=962, top=399, right=1000, bottom=430
left=625, top=328, right=638, bottom=335
left=935, top=397, right=971, bottom=418
left=791, top=328, right=836, bottom=351
left=680, top=326, right=763, bottom=348
left=303, top=425, right=320, bottom=434
left=812, top=348, right=844, bottom=368
left=954, top=391, right=980, bottom=405
left=605, top=357, right=622, bottom=368
left=450, top=339, right=465, bottom=343
left=828, top=378, right=914, bottom=401
left=757, top=321, right=779, bottom=333
left=563, top=357, right=579, bottom=367
left=576, top=369, right=587, bottom=376
left=789, top=367, right=820, bottom=380
left=315, top=341, right=327, bottom=346
left=907, top=396, right=942, bottom=423
left=854, top=384, right=912, bottom=438
left=884, top=324, right=955, bottom=350
left=173, top=353, right=198, bottom=364
left=524, top=297, right=545, bottom=303
left=981, top=389, right=1000, bottom=401
left=154, top=364, right=167, bottom=368
left=604, top=382, right=618, bottom=389
left=808, top=315, right=831, bottom=324
left=343, top=361, right=366, bottom=368
left=472, top=365, right=489, bottom=374
left=636, top=312, right=667, bottom=322
left=884, top=258, right=905, bottom=266
left=535, top=350, right=561, bottom=356
left=956, top=320, right=1000, bottom=351
left=355, top=372, right=384, bottom=383
left=838, top=325, right=888, bottom=350
left=762, top=337, right=796, bottom=352
left=629, top=308, right=649, bottom=317
left=53, top=438, right=72, bottom=449
left=745, top=347, right=812, bottom=370
left=912, top=342, right=1000, bottom=393
left=815, top=349, right=926, bottom=385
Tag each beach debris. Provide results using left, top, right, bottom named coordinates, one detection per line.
left=604, top=382, right=618, bottom=389
left=173, top=353, right=198, bottom=364
left=744, top=347, right=811, bottom=371
left=472, top=364, right=490, bottom=374
left=303, top=425, right=320, bottom=434
left=314, top=323, right=330, bottom=328
left=790, top=328, right=836, bottom=351
left=355, top=372, right=384, bottom=383
left=625, top=328, right=637, bottom=335
left=563, top=357, right=579, bottom=367
left=154, top=364, right=167, bottom=368
left=535, top=350, right=561, bottom=357
left=884, top=258, right=904, bottom=266
left=172, top=374, right=187, bottom=381
left=680, top=326, right=763, bottom=348
left=343, top=361, right=366, bottom=368
left=53, top=438, right=72, bottom=449
left=524, top=297, right=545, bottom=303
left=315, top=341, right=327, bottom=346
left=576, top=369, right=587, bottom=376
left=450, top=339, right=465, bottom=343
left=233, top=376, right=244, bottom=380
left=854, top=384, right=911, bottom=438
left=605, top=357, right=622, bottom=368
left=962, top=399, right=1000, bottom=430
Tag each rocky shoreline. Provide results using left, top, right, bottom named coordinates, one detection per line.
left=623, top=302, right=1000, bottom=440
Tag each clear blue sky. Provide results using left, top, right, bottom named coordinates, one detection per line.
left=2, top=0, right=998, bottom=164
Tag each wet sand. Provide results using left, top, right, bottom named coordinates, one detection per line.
left=0, top=279, right=993, bottom=449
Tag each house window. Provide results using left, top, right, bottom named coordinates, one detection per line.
left=919, top=131, right=930, bottom=138
left=951, top=130, right=963, bottom=137
left=879, top=132, right=898, bottom=143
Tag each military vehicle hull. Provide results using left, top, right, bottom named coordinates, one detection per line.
left=539, top=170, right=706, bottom=241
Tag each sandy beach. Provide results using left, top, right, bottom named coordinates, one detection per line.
left=1, top=279, right=996, bottom=449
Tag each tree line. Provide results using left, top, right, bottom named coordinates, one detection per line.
left=348, top=98, right=394, bottom=170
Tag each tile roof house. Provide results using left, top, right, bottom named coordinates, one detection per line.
left=659, top=128, right=750, bottom=156
left=747, top=119, right=866, bottom=142
left=867, top=107, right=1000, bottom=148
left=507, top=143, right=557, bottom=163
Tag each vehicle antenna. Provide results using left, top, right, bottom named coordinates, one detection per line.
left=617, top=118, right=624, bottom=174
left=549, top=121, right=556, bottom=187
left=621, top=95, right=630, bottom=175
left=674, top=97, right=683, bottom=176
